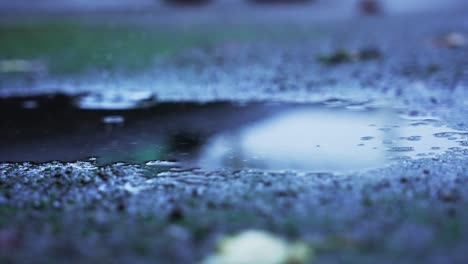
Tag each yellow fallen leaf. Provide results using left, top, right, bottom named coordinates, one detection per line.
left=202, top=230, right=313, bottom=264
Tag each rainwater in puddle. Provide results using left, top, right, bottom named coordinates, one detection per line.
left=0, top=95, right=466, bottom=173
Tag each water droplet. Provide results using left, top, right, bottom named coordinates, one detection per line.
left=406, top=136, right=422, bottom=141
left=379, top=128, right=392, bottom=132
left=102, top=115, right=125, bottom=125
left=410, top=122, right=428, bottom=126
left=434, top=132, right=457, bottom=138
left=388, top=147, right=414, bottom=152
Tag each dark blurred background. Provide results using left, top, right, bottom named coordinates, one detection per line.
left=0, top=0, right=466, bottom=15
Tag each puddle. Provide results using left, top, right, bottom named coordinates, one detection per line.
left=0, top=96, right=466, bottom=173
left=195, top=106, right=467, bottom=171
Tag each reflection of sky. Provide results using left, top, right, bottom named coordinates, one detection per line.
left=197, top=107, right=466, bottom=172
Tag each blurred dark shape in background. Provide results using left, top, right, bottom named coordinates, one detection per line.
left=359, top=0, right=381, bottom=15
left=1, top=0, right=466, bottom=17
left=165, top=0, right=212, bottom=6
left=249, top=0, right=314, bottom=4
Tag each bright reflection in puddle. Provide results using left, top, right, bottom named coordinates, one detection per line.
left=194, top=106, right=467, bottom=172
left=0, top=98, right=466, bottom=173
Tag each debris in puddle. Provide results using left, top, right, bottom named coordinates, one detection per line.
left=202, top=230, right=312, bottom=264
left=102, top=115, right=125, bottom=125
left=432, top=32, right=467, bottom=48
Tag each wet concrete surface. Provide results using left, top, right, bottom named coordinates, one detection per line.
left=2, top=10, right=467, bottom=107
left=1, top=3, right=468, bottom=264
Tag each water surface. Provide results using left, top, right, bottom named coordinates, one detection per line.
left=0, top=96, right=466, bottom=172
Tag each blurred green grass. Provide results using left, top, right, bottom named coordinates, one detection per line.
left=0, top=20, right=310, bottom=76
left=0, top=22, right=227, bottom=75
